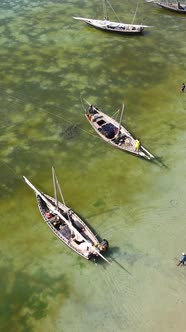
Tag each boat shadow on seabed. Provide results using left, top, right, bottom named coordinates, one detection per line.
left=97, top=245, right=132, bottom=275
left=152, top=155, right=168, bottom=169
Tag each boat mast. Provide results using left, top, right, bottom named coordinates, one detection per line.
left=103, top=0, right=108, bottom=20
left=106, top=0, right=121, bottom=23
left=52, top=166, right=58, bottom=210
left=53, top=168, right=66, bottom=208
left=116, top=104, right=124, bottom=138
left=119, top=104, right=124, bottom=132
left=52, top=168, right=73, bottom=225
left=132, top=0, right=140, bottom=25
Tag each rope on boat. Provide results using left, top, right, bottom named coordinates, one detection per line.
left=105, top=0, right=121, bottom=22
left=132, top=0, right=140, bottom=25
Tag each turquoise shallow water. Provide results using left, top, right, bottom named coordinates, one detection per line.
left=0, top=0, right=186, bottom=331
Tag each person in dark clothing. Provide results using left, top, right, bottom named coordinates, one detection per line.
left=177, top=253, right=186, bottom=266
left=181, top=83, right=185, bottom=92
left=178, top=2, right=184, bottom=9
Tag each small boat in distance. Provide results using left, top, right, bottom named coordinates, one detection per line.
left=147, top=1, right=186, bottom=13
left=73, top=0, right=151, bottom=35
left=23, top=168, right=109, bottom=263
left=85, top=101, right=155, bottom=161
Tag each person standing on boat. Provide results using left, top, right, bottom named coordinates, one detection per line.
left=180, top=83, right=185, bottom=92
left=135, top=139, right=141, bottom=152
left=177, top=253, right=186, bottom=266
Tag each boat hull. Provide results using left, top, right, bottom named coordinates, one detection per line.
left=85, top=21, right=144, bottom=35
left=73, top=17, right=148, bottom=35
left=155, top=2, right=186, bottom=13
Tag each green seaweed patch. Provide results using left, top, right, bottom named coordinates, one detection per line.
left=93, top=198, right=105, bottom=209
left=60, top=123, right=80, bottom=141
left=0, top=261, right=70, bottom=332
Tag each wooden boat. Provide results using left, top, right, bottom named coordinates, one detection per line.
left=152, top=1, right=186, bottom=13
left=85, top=102, right=155, bottom=161
left=73, top=0, right=151, bottom=35
left=23, top=168, right=109, bottom=263
left=73, top=17, right=150, bottom=35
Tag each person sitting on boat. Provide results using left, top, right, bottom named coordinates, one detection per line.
left=92, top=113, right=100, bottom=122
left=135, top=139, right=141, bottom=152
left=178, top=2, right=184, bottom=9
left=45, top=211, right=54, bottom=219
left=112, top=128, right=121, bottom=142
left=53, top=217, right=60, bottom=226
left=88, top=105, right=94, bottom=114
left=100, top=239, right=109, bottom=252
left=118, top=134, right=127, bottom=145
